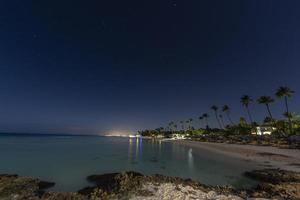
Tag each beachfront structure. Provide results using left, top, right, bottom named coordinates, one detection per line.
left=252, top=125, right=276, bottom=135
left=172, top=134, right=186, bottom=140
left=156, top=134, right=165, bottom=138
left=129, top=134, right=141, bottom=138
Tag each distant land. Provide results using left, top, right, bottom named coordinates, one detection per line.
left=0, top=132, right=97, bottom=137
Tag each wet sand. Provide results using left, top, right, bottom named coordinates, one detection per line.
left=170, top=140, right=300, bottom=172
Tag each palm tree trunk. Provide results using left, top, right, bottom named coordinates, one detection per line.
left=285, top=96, right=293, bottom=134
left=205, top=118, right=209, bottom=130
left=265, top=104, right=276, bottom=132
left=220, top=117, right=225, bottom=128
left=246, top=106, right=257, bottom=135
left=285, top=96, right=289, bottom=114
left=266, top=104, right=273, bottom=119
left=199, top=120, right=203, bottom=129
left=246, top=106, right=253, bottom=124
left=226, top=113, right=234, bottom=125
left=214, top=112, right=222, bottom=129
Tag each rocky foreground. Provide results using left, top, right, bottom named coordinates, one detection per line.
left=1, top=169, right=300, bottom=200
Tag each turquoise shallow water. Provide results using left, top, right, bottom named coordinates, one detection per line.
left=0, top=135, right=258, bottom=191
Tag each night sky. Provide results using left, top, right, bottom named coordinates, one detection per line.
left=1, top=0, right=300, bottom=134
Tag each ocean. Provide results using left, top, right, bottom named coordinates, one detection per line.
left=0, top=134, right=257, bottom=191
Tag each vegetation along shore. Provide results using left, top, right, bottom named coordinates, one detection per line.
left=138, top=86, right=300, bottom=149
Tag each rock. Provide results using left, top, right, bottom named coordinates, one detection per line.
left=41, top=192, right=87, bottom=200
left=244, top=168, right=300, bottom=183
left=245, top=168, right=300, bottom=200
left=206, top=191, right=218, bottom=199
left=0, top=175, right=40, bottom=200
left=0, top=174, right=97, bottom=200
left=79, top=171, right=143, bottom=197
left=38, top=181, right=55, bottom=190
left=77, top=187, right=95, bottom=196
left=2, top=170, right=299, bottom=199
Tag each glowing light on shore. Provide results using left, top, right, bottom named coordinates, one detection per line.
left=104, top=130, right=132, bottom=137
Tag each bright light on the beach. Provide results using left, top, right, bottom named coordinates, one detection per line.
left=105, top=130, right=131, bottom=137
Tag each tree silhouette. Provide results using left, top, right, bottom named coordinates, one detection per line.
left=202, top=113, right=210, bottom=129
left=240, top=95, right=254, bottom=124
left=222, top=105, right=234, bottom=126
left=276, top=86, right=295, bottom=133
left=211, top=105, right=222, bottom=129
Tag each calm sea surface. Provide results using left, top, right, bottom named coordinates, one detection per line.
left=0, top=135, right=258, bottom=191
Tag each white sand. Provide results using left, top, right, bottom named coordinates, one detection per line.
left=129, top=182, right=272, bottom=200
left=170, top=140, right=300, bottom=172
left=130, top=183, right=244, bottom=200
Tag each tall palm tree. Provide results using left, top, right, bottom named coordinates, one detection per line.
left=276, top=86, right=294, bottom=114
left=202, top=113, right=209, bottom=129
left=211, top=105, right=222, bottom=129
left=222, top=105, right=234, bottom=125
left=257, top=96, right=275, bottom=120
left=276, top=86, right=295, bottom=134
left=240, top=95, right=254, bottom=124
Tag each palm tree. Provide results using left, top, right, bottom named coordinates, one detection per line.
left=240, top=95, right=254, bottom=124
left=202, top=113, right=209, bottom=129
left=211, top=105, right=222, bottom=129
left=276, top=86, right=294, bottom=114
left=276, top=86, right=295, bottom=134
left=257, top=96, right=275, bottom=120
left=222, top=105, right=234, bottom=126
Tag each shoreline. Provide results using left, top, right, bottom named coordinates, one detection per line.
left=168, top=139, right=300, bottom=172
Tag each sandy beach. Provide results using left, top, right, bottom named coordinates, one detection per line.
left=170, top=140, right=300, bottom=172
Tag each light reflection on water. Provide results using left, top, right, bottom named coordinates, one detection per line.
left=0, top=136, right=258, bottom=191
left=188, top=148, right=194, bottom=171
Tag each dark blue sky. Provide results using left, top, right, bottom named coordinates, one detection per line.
left=0, top=0, right=300, bottom=134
